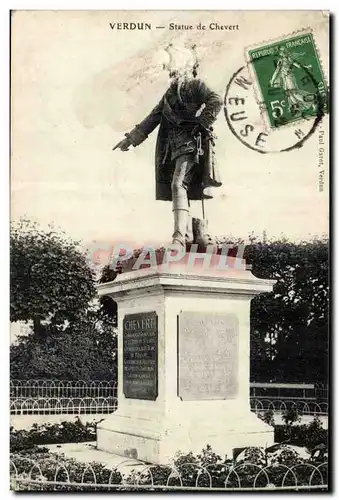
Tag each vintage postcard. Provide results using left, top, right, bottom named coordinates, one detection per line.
left=10, top=10, right=329, bottom=492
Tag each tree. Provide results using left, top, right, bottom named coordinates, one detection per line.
left=10, top=219, right=96, bottom=338
left=98, top=264, right=119, bottom=325
left=10, top=315, right=117, bottom=381
left=245, top=237, right=329, bottom=383
left=10, top=219, right=118, bottom=381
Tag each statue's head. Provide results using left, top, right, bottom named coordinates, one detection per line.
left=163, top=43, right=199, bottom=79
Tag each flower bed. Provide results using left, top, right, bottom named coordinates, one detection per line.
left=10, top=415, right=329, bottom=491
left=10, top=445, right=328, bottom=492
left=10, top=417, right=98, bottom=452
left=275, top=422, right=327, bottom=450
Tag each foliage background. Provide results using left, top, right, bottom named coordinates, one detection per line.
left=10, top=219, right=328, bottom=384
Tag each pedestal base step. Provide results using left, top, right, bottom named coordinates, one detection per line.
left=97, top=412, right=274, bottom=465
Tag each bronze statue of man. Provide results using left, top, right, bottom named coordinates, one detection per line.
left=114, top=45, right=223, bottom=246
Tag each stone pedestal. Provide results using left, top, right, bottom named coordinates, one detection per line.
left=96, top=256, right=275, bottom=464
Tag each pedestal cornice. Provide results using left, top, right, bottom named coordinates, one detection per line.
left=96, top=265, right=276, bottom=301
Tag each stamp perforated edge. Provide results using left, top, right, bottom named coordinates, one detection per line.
left=243, top=26, right=329, bottom=132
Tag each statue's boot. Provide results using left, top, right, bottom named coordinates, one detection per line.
left=172, top=209, right=189, bottom=247
left=192, top=217, right=214, bottom=248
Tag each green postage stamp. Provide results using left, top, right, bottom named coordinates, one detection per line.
left=247, top=31, right=329, bottom=129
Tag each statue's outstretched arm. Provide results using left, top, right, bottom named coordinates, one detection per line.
left=113, top=97, right=164, bottom=152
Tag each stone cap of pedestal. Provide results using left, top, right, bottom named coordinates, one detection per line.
left=96, top=260, right=276, bottom=300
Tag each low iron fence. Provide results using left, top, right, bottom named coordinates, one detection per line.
left=10, top=380, right=116, bottom=399
left=10, top=380, right=117, bottom=415
left=10, top=380, right=328, bottom=417
left=10, top=397, right=117, bottom=415
left=250, top=399, right=328, bottom=417
left=10, top=455, right=328, bottom=491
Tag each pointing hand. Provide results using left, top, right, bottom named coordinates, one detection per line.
left=113, top=137, right=131, bottom=151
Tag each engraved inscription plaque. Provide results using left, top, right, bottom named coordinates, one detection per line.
left=123, top=311, right=158, bottom=400
left=178, top=312, right=239, bottom=401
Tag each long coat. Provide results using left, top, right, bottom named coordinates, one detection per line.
left=126, top=78, right=223, bottom=201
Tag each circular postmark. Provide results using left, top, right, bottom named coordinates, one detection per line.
left=224, top=54, right=328, bottom=153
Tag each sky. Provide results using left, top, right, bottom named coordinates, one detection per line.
left=11, top=10, right=329, bottom=249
